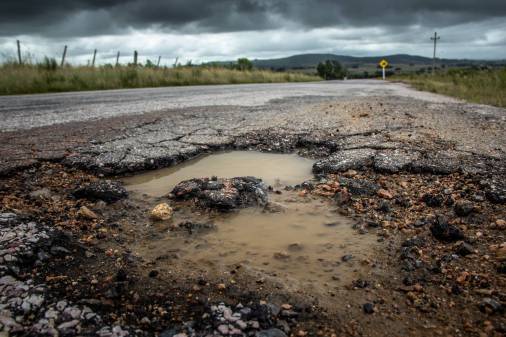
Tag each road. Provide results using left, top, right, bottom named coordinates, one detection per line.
left=0, top=80, right=504, bottom=176
left=1, top=80, right=506, bottom=337
left=0, top=80, right=457, bottom=131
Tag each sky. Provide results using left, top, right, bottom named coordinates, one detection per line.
left=1, top=0, right=505, bottom=65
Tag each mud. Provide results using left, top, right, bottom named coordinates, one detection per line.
left=123, top=151, right=378, bottom=305
left=0, top=81, right=505, bottom=337
left=131, top=191, right=378, bottom=300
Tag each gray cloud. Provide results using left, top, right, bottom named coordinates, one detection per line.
left=2, top=0, right=506, bottom=36
left=0, top=0, right=505, bottom=61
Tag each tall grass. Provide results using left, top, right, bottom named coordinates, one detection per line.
left=395, top=67, right=506, bottom=108
left=0, top=60, right=320, bottom=95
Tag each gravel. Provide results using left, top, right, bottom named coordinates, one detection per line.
left=0, top=213, right=111, bottom=336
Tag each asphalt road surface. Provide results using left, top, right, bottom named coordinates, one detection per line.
left=0, top=80, right=504, bottom=176
left=1, top=79, right=506, bottom=337
left=0, top=80, right=457, bottom=132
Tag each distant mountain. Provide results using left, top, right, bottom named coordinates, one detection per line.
left=243, top=53, right=503, bottom=70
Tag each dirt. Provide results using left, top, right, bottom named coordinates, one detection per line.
left=1, top=87, right=505, bottom=336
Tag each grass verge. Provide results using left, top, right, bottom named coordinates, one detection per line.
left=393, top=67, right=506, bottom=108
left=0, top=63, right=320, bottom=95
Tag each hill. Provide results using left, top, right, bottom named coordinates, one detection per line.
left=249, top=53, right=504, bottom=70
left=206, top=54, right=506, bottom=78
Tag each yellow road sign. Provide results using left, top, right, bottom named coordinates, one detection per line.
left=379, top=59, right=389, bottom=68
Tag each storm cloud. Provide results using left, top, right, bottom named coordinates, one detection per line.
left=1, top=0, right=505, bottom=62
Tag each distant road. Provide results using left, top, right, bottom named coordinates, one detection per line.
left=0, top=80, right=456, bottom=132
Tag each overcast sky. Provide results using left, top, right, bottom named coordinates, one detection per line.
left=1, top=0, right=505, bottom=65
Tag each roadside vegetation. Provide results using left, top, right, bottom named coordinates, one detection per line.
left=316, top=60, right=346, bottom=80
left=394, top=67, right=506, bottom=108
left=0, top=58, right=320, bottom=95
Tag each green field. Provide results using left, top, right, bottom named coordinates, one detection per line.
left=394, top=68, right=506, bottom=108
left=0, top=61, right=320, bottom=95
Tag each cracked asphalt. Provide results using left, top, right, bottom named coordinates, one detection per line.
left=2, top=80, right=506, bottom=337
left=0, top=79, right=505, bottom=176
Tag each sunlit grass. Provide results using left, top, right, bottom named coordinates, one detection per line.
left=0, top=61, right=320, bottom=95
left=393, top=67, right=506, bottom=108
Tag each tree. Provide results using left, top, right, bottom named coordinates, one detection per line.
left=236, top=58, right=253, bottom=71
left=316, top=60, right=346, bottom=80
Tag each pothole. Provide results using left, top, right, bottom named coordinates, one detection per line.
left=123, top=151, right=378, bottom=296
left=123, top=151, right=315, bottom=197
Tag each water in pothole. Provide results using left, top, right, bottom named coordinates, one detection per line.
left=123, top=151, right=315, bottom=197
left=123, top=151, right=377, bottom=292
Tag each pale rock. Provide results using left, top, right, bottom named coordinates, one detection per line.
left=150, top=203, right=174, bottom=221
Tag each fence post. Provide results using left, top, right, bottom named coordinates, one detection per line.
left=116, top=51, right=120, bottom=67
left=17, top=40, right=22, bottom=65
left=157, top=56, right=161, bottom=67
left=60, top=45, right=68, bottom=67
left=91, top=49, right=97, bottom=67
left=133, top=50, right=138, bottom=66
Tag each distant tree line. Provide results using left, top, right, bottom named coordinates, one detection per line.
left=316, top=60, right=346, bottom=80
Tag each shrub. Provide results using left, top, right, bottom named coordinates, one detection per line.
left=316, top=60, right=346, bottom=80
left=235, top=58, right=253, bottom=71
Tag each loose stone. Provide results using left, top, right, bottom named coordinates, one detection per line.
left=150, top=203, right=174, bottom=221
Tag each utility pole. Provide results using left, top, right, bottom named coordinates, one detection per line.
left=91, top=49, right=97, bottom=67
left=157, top=56, right=161, bottom=67
left=16, top=40, right=22, bottom=65
left=430, top=32, right=440, bottom=75
left=116, top=51, right=120, bottom=67
left=133, top=50, right=138, bottom=66
left=60, top=45, right=67, bottom=67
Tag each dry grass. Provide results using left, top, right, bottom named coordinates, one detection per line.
left=394, top=68, right=506, bottom=108
left=0, top=62, right=320, bottom=95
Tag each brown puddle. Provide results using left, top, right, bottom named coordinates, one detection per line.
left=122, top=151, right=315, bottom=197
left=123, top=151, right=378, bottom=296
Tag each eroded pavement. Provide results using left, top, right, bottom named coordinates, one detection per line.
left=0, top=80, right=505, bottom=337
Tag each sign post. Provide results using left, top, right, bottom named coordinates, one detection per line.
left=379, top=59, right=389, bottom=80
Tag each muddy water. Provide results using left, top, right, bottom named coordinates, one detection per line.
left=123, top=151, right=315, bottom=197
left=124, top=151, right=377, bottom=295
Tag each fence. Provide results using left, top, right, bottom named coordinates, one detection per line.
left=12, top=40, right=172, bottom=68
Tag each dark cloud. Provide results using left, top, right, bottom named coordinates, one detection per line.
left=1, top=0, right=506, bottom=37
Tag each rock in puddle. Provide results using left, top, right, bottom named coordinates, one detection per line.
left=175, top=221, right=215, bottom=234
left=150, top=203, right=174, bottom=221
left=263, top=201, right=287, bottom=213
left=363, top=302, right=375, bottom=314
left=341, top=254, right=353, bottom=262
left=171, top=176, right=268, bottom=210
